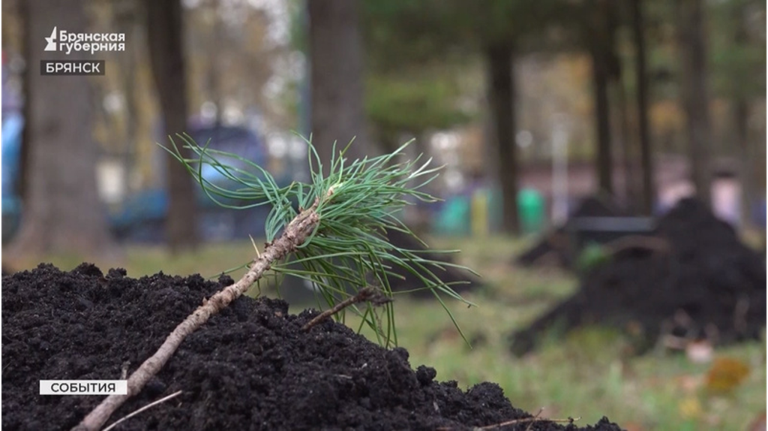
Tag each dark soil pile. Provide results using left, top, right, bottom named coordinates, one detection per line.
left=515, top=195, right=627, bottom=268
left=3, top=264, right=619, bottom=431
left=510, top=198, right=766, bottom=356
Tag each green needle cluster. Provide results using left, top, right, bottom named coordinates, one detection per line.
left=164, top=135, right=475, bottom=346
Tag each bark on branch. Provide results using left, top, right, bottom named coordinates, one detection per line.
left=72, top=202, right=321, bottom=431
left=301, top=286, right=392, bottom=331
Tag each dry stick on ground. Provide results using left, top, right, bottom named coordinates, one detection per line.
left=523, top=409, right=545, bottom=431
left=72, top=199, right=322, bottom=431
left=435, top=412, right=580, bottom=431
left=302, top=286, right=392, bottom=331
left=475, top=415, right=579, bottom=431
left=523, top=407, right=544, bottom=431
left=101, top=390, right=183, bottom=431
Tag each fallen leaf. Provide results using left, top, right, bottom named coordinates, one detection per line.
left=704, top=357, right=750, bottom=394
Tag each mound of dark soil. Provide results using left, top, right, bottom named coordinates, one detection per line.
left=510, top=198, right=766, bottom=356
left=3, top=264, right=619, bottom=431
left=515, top=195, right=627, bottom=268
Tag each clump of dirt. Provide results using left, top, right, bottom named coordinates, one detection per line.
left=3, top=264, right=620, bottom=431
left=510, top=198, right=766, bottom=356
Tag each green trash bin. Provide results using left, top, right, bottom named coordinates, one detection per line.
left=434, top=195, right=471, bottom=236
left=517, top=188, right=544, bottom=235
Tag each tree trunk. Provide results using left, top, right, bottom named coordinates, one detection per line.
left=144, top=0, right=199, bottom=252
left=755, top=116, right=767, bottom=213
left=677, top=0, right=712, bottom=206
left=8, top=0, right=119, bottom=262
left=631, top=0, right=655, bottom=215
left=18, top=0, right=33, bottom=203
left=486, top=43, right=520, bottom=236
left=731, top=4, right=752, bottom=228
left=113, top=0, right=139, bottom=200
left=616, top=72, right=637, bottom=208
left=308, top=0, right=370, bottom=169
left=587, top=0, right=614, bottom=195
left=733, top=100, right=751, bottom=226
left=207, top=1, right=223, bottom=126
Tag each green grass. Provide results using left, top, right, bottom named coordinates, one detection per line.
left=8, top=241, right=257, bottom=281
left=7, top=235, right=766, bottom=430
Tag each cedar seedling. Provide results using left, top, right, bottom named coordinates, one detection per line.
left=175, top=134, right=475, bottom=344
left=73, top=135, right=476, bottom=431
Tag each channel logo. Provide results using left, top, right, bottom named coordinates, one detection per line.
left=45, top=27, right=57, bottom=51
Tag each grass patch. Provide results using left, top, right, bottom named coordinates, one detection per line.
left=6, top=240, right=256, bottom=281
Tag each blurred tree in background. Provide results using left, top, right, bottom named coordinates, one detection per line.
left=584, top=0, right=620, bottom=197
left=362, top=1, right=476, bottom=156
left=631, top=0, right=655, bottom=215
left=7, top=0, right=119, bottom=261
left=363, top=0, right=587, bottom=234
left=708, top=0, right=766, bottom=223
left=143, top=0, right=200, bottom=252
left=676, top=0, right=714, bottom=206
left=307, top=0, right=370, bottom=166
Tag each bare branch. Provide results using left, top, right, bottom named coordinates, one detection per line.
left=302, top=286, right=392, bottom=331
left=102, top=390, right=183, bottom=431
left=72, top=203, right=321, bottom=431
left=474, top=413, right=579, bottom=430
left=435, top=408, right=580, bottom=431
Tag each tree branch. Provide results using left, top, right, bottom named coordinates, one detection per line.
left=72, top=201, right=321, bottom=431
left=301, top=286, right=392, bottom=331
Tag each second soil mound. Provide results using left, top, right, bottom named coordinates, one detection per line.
left=510, top=198, right=766, bottom=356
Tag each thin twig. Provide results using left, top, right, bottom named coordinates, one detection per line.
left=302, top=286, right=392, bottom=331
left=473, top=412, right=580, bottom=430
left=72, top=200, right=322, bottom=431
left=120, top=362, right=130, bottom=380
left=435, top=412, right=580, bottom=431
left=102, top=390, right=183, bottom=431
left=523, top=408, right=543, bottom=431
left=523, top=410, right=541, bottom=431
left=249, top=234, right=261, bottom=259
left=2, top=360, right=11, bottom=375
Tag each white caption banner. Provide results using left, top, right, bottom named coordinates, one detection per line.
left=40, top=380, right=128, bottom=395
